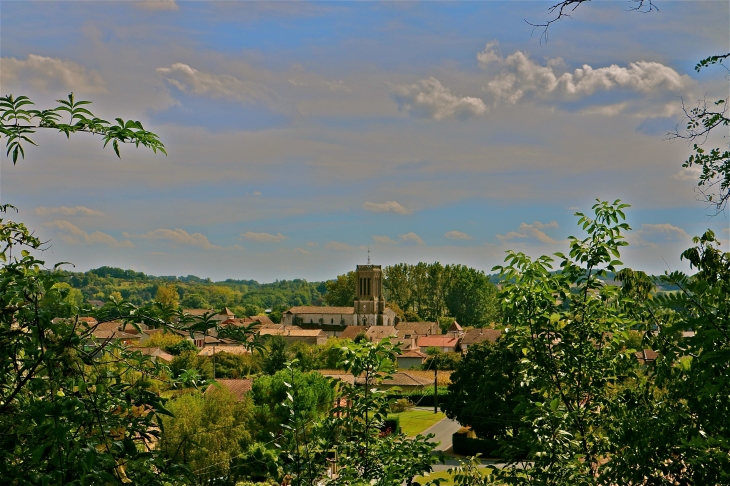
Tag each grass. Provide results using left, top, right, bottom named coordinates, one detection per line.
left=388, top=409, right=445, bottom=436
left=413, top=467, right=492, bottom=486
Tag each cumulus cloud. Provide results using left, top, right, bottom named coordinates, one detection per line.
left=362, top=201, right=411, bottom=214
left=498, top=221, right=559, bottom=244
left=399, top=232, right=425, bottom=245
left=124, top=228, right=221, bottom=250
left=156, top=63, right=271, bottom=104
left=325, top=241, right=366, bottom=251
left=391, top=77, right=488, bottom=120
left=632, top=223, right=691, bottom=248
left=35, top=206, right=103, bottom=217
left=445, top=230, right=473, bottom=240
left=294, top=248, right=310, bottom=254
left=242, top=231, right=288, bottom=243
left=477, top=42, right=693, bottom=106
left=44, top=220, right=133, bottom=248
left=136, top=0, right=178, bottom=10
left=372, top=235, right=399, bottom=245
left=1, top=54, right=106, bottom=94
left=673, top=166, right=703, bottom=182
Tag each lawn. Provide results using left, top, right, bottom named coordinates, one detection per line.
left=413, top=467, right=492, bottom=485
left=389, top=409, right=445, bottom=437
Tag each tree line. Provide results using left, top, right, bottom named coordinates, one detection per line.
left=325, top=263, right=501, bottom=328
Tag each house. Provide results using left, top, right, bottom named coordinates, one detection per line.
left=417, top=335, right=460, bottom=353
left=127, top=347, right=174, bottom=362
left=395, top=321, right=440, bottom=338
left=355, top=371, right=432, bottom=393
left=635, top=349, right=659, bottom=366
left=396, top=349, right=428, bottom=369
left=338, top=325, right=369, bottom=341
left=259, top=327, right=328, bottom=346
left=198, top=345, right=251, bottom=356
left=89, top=329, right=148, bottom=345
left=366, top=326, right=397, bottom=343
left=446, top=321, right=464, bottom=337
left=282, top=306, right=357, bottom=327
left=459, top=328, right=502, bottom=353
left=205, top=379, right=253, bottom=401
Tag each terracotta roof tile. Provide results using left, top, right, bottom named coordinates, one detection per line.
left=417, top=335, right=459, bottom=348
left=206, top=379, right=253, bottom=401
left=339, top=326, right=369, bottom=340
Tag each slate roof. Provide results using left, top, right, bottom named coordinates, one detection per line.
left=206, top=379, right=253, bottom=401
left=285, top=306, right=355, bottom=315
left=339, top=325, right=369, bottom=340
left=461, top=328, right=502, bottom=345
left=417, top=335, right=460, bottom=349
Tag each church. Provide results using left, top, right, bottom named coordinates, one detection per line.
left=281, top=263, right=398, bottom=335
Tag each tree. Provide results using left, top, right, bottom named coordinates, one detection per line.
left=324, top=271, right=356, bottom=307
left=0, top=93, right=166, bottom=163
left=249, top=367, right=334, bottom=445
left=263, top=335, right=288, bottom=375
left=161, top=387, right=254, bottom=485
left=489, top=200, right=641, bottom=484
left=156, top=283, right=180, bottom=309
left=442, top=340, right=526, bottom=441
left=0, top=207, right=187, bottom=485
left=329, top=339, right=443, bottom=486
left=445, top=265, right=500, bottom=328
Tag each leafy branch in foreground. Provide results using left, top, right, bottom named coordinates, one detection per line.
left=0, top=93, right=166, bottom=163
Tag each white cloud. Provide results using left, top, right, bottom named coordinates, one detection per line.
left=44, top=220, right=133, bottom=248
left=1, top=54, right=106, bottom=94
left=362, top=201, right=411, bottom=214
left=35, top=206, right=104, bottom=217
left=632, top=223, right=691, bottom=248
left=307, top=242, right=319, bottom=247
left=497, top=221, right=559, bottom=244
left=445, top=230, right=473, bottom=240
left=325, top=241, right=366, bottom=251
left=372, top=235, right=399, bottom=245
left=391, top=77, right=488, bottom=120
left=124, top=228, right=221, bottom=250
left=478, top=43, right=693, bottom=105
left=136, top=0, right=178, bottom=11
left=399, top=232, right=425, bottom=245
left=673, top=166, right=702, bottom=182
left=294, top=248, right=310, bottom=254
left=241, top=231, right=288, bottom=243
left=156, top=63, right=271, bottom=104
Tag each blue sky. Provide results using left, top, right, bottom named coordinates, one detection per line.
left=1, top=1, right=728, bottom=281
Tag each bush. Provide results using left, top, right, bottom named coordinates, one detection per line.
left=390, top=398, right=414, bottom=413
left=381, top=417, right=401, bottom=436
left=452, top=433, right=500, bottom=457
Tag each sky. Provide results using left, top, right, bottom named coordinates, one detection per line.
left=1, top=0, right=729, bottom=282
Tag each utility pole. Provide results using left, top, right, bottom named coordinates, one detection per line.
left=434, top=360, right=438, bottom=414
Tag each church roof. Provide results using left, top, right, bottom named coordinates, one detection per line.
left=286, top=306, right=355, bottom=315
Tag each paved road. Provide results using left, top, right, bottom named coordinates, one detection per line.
left=419, top=414, right=462, bottom=452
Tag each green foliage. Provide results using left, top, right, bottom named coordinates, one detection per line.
left=170, top=350, right=214, bottom=384
left=382, top=262, right=500, bottom=326
left=0, top=93, right=166, bottom=163
left=249, top=367, right=335, bottom=444
left=442, top=340, right=527, bottom=441
left=161, top=387, right=254, bottom=485
left=323, top=271, right=356, bottom=306
left=489, top=200, right=640, bottom=484
left=165, top=338, right=199, bottom=356
left=0, top=206, right=187, bottom=485
left=262, top=335, right=288, bottom=375
left=423, top=351, right=462, bottom=371
left=329, top=340, right=443, bottom=485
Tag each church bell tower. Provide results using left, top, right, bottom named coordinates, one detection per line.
left=354, top=262, right=385, bottom=326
